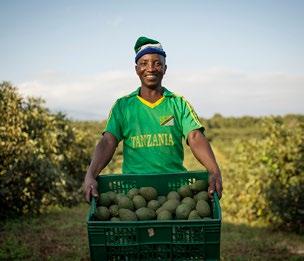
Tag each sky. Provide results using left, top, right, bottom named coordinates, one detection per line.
left=1, top=0, right=304, bottom=120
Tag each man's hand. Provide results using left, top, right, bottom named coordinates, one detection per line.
left=83, top=176, right=98, bottom=203
left=208, top=173, right=222, bottom=200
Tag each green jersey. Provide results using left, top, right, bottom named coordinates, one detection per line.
left=104, top=87, right=204, bottom=174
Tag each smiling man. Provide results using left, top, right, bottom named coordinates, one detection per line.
left=84, top=36, right=222, bottom=202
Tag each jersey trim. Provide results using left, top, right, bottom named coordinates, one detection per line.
left=104, top=101, right=116, bottom=130
left=136, top=95, right=165, bottom=108
left=181, top=97, right=202, bottom=126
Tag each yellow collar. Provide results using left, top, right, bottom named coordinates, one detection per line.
left=137, top=95, right=165, bottom=108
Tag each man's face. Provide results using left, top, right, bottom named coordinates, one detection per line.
left=135, top=53, right=167, bottom=89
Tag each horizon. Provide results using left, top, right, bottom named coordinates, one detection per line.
left=1, top=1, right=304, bottom=120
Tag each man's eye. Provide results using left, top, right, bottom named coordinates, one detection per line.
left=156, top=64, right=163, bottom=69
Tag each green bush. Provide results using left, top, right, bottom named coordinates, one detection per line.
left=222, top=117, right=304, bottom=233
left=0, top=82, right=92, bottom=218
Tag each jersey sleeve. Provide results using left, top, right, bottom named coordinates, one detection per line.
left=181, top=97, right=205, bottom=140
left=103, top=100, right=123, bottom=142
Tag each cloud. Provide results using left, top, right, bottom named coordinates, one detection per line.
left=18, top=68, right=304, bottom=120
left=19, top=70, right=138, bottom=120
left=164, top=68, right=304, bottom=117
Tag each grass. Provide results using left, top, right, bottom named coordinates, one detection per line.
left=0, top=204, right=90, bottom=261
left=221, top=222, right=304, bottom=260
left=1, top=204, right=303, bottom=261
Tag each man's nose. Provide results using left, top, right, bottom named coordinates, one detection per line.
left=146, top=63, right=157, bottom=71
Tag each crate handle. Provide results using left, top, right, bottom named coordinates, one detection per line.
left=212, top=192, right=222, bottom=220
left=89, top=197, right=97, bottom=218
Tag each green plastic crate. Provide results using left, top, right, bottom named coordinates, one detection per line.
left=87, top=171, right=221, bottom=261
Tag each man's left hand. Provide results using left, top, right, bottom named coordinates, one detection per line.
left=208, top=173, right=222, bottom=200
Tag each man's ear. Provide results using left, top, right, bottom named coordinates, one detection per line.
left=135, top=65, right=139, bottom=76
left=164, top=64, right=167, bottom=75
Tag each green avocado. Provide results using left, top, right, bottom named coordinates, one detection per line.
left=161, top=199, right=180, bottom=213
left=194, top=191, right=209, bottom=202
left=127, top=188, right=139, bottom=199
left=188, top=210, right=202, bottom=220
left=181, top=197, right=196, bottom=210
left=109, top=204, right=119, bottom=217
left=118, top=208, right=137, bottom=221
left=132, top=194, right=147, bottom=209
left=95, top=206, right=110, bottom=221
left=147, top=200, right=161, bottom=211
left=106, top=191, right=117, bottom=203
left=167, top=191, right=181, bottom=201
left=157, top=196, right=167, bottom=206
left=178, top=185, right=193, bottom=198
left=135, top=207, right=156, bottom=220
left=175, top=203, right=192, bottom=220
left=196, top=200, right=211, bottom=218
left=157, top=209, right=173, bottom=220
left=139, top=187, right=158, bottom=201
left=98, top=193, right=112, bottom=207
left=190, top=180, right=208, bottom=192
left=118, top=196, right=134, bottom=210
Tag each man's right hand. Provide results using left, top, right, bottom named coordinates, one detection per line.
left=84, top=176, right=99, bottom=203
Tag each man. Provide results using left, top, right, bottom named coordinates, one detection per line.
left=84, top=36, right=222, bottom=202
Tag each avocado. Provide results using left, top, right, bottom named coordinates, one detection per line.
left=127, top=188, right=139, bottom=199
left=106, top=191, right=117, bottom=203
left=109, top=204, right=119, bottom=217
left=157, top=209, right=173, bottom=220
left=98, top=193, right=112, bottom=207
left=157, top=195, right=167, bottom=206
left=188, top=210, right=202, bottom=220
left=135, top=207, right=156, bottom=220
left=139, top=187, right=158, bottom=201
left=178, top=185, right=193, bottom=198
left=95, top=206, right=110, bottom=221
left=118, top=196, right=134, bottom=210
left=190, top=180, right=208, bottom=192
left=118, top=208, right=137, bottom=221
left=175, top=203, right=192, bottom=220
left=181, top=197, right=196, bottom=210
left=115, top=193, right=126, bottom=204
left=161, top=199, right=180, bottom=213
left=167, top=191, right=180, bottom=201
left=155, top=207, right=165, bottom=215
left=147, top=200, right=160, bottom=211
left=196, top=200, right=211, bottom=217
left=194, top=191, right=209, bottom=202
left=132, top=194, right=147, bottom=209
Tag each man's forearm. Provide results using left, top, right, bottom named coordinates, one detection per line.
left=188, top=131, right=221, bottom=176
left=188, top=129, right=223, bottom=199
left=86, top=133, right=117, bottom=179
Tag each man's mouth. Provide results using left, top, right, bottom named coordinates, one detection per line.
left=145, top=75, right=158, bottom=80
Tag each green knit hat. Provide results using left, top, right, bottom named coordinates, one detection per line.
left=134, top=36, right=166, bottom=63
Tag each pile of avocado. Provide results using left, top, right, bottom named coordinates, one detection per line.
left=94, top=180, right=212, bottom=221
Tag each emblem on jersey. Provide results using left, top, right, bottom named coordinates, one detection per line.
left=160, top=115, right=174, bottom=126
